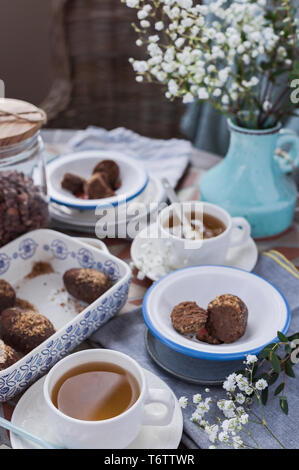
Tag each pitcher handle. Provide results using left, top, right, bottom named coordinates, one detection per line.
left=275, top=129, right=299, bottom=174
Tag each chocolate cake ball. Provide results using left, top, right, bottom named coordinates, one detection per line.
left=0, top=279, right=16, bottom=314
left=61, top=173, right=86, bottom=195
left=207, top=294, right=248, bottom=344
left=0, top=340, right=21, bottom=371
left=171, top=301, right=208, bottom=335
left=0, top=307, right=56, bottom=354
left=85, top=173, right=115, bottom=199
left=63, top=268, right=112, bottom=304
left=93, top=160, right=120, bottom=190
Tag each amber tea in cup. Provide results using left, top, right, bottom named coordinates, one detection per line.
left=166, top=210, right=226, bottom=239
left=51, top=361, right=140, bottom=421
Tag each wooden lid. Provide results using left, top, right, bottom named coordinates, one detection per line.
left=0, top=98, right=47, bottom=147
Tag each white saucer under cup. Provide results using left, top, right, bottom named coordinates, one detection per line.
left=11, top=370, right=183, bottom=450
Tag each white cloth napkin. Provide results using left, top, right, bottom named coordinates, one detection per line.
left=67, top=126, right=192, bottom=187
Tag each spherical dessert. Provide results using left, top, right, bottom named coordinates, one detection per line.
left=63, top=268, right=112, bottom=304
left=85, top=173, right=115, bottom=199
left=93, top=160, right=120, bottom=190
left=61, top=173, right=86, bottom=195
left=171, top=301, right=208, bottom=335
left=206, top=294, right=248, bottom=344
left=0, top=307, right=56, bottom=354
left=0, top=279, right=16, bottom=314
left=0, top=340, right=21, bottom=371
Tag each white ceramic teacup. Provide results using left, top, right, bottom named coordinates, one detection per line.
left=43, top=349, right=175, bottom=449
left=158, top=201, right=251, bottom=267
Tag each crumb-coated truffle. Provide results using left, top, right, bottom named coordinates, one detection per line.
left=171, top=301, right=208, bottom=334
left=63, top=268, right=112, bottom=304
left=93, top=160, right=120, bottom=190
left=0, top=307, right=56, bottom=354
left=207, top=294, right=248, bottom=344
left=85, top=173, right=115, bottom=199
left=0, top=340, right=21, bottom=371
left=61, top=173, right=86, bottom=195
left=0, top=279, right=16, bottom=314
left=197, top=327, right=223, bottom=345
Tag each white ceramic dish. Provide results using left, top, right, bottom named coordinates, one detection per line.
left=10, top=369, right=183, bottom=449
left=131, top=222, right=258, bottom=281
left=49, top=177, right=166, bottom=238
left=143, top=265, right=290, bottom=361
left=0, top=229, right=131, bottom=401
left=47, top=150, right=149, bottom=210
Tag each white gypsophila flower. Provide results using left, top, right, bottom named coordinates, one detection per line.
left=155, top=21, right=164, bottom=31
left=205, top=388, right=210, bottom=393
left=209, top=445, right=217, bottom=449
left=175, top=37, right=185, bottom=48
left=136, top=76, right=143, bottom=82
left=140, top=20, right=150, bottom=28
left=198, top=88, right=209, bottom=100
left=179, top=396, right=188, bottom=409
left=168, top=79, right=179, bottom=95
left=193, top=393, right=202, bottom=404
left=235, top=393, right=245, bottom=404
left=149, top=35, right=159, bottom=43
left=132, top=60, right=148, bottom=73
left=233, top=436, right=243, bottom=449
left=246, top=355, right=258, bottom=365
left=126, top=0, right=139, bottom=7
left=136, top=39, right=143, bottom=46
left=182, top=93, right=194, bottom=103
left=137, top=9, right=148, bottom=20
left=236, top=374, right=249, bottom=391
left=218, top=431, right=229, bottom=443
left=255, top=379, right=268, bottom=391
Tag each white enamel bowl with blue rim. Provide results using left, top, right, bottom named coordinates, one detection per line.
left=0, top=229, right=131, bottom=402
left=47, top=150, right=149, bottom=210
left=143, top=265, right=290, bottom=361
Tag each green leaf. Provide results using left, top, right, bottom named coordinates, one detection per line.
left=284, top=361, right=296, bottom=378
left=259, top=343, right=277, bottom=359
left=270, top=353, right=281, bottom=374
left=277, top=331, right=288, bottom=343
left=274, top=383, right=285, bottom=396
left=279, top=396, right=288, bottom=415
left=261, top=388, right=268, bottom=406
left=287, top=332, right=299, bottom=341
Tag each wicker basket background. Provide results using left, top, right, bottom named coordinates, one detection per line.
left=43, top=0, right=184, bottom=139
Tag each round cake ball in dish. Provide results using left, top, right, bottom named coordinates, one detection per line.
left=85, top=173, right=115, bottom=199
left=93, top=159, right=120, bottom=190
left=46, top=150, right=149, bottom=210
left=0, top=340, right=21, bottom=371
left=142, top=265, right=290, bottom=361
left=0, top=307, right=56, bottom=355
left=171, top=301, right=207, bottom=334
left=63, top=268, right=111, bottom=304
left=207, top=294, right=248, bottom=344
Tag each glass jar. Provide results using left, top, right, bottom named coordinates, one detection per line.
left=0, top=131, right=49, bottom=247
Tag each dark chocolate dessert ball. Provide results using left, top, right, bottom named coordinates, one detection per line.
left=0, top=279, right=16, bottom=314
left=0, top=307, right=56, bottom=354
left=0, top=340, right=21, bottom=371
left=171, top=301, right=208, bottom=335
left=207, top=294, right=248, bottom=344
left=93, top=160, right=120, bottom=190
left=61, top=173, right=86, bottom=195
left=63, top=268, right=112, bottom=304
left=85, top=173, right=115, bottom=199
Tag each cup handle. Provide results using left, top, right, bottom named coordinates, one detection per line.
left=229, top=217, right=251, bottom=248
left=142, top=388, right=175, bottom=427
left=275, top=129, right=299, bottom=174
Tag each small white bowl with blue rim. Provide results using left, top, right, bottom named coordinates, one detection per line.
left=47, top=150, right=149, bottom=210
left=143, top=265, right=290, bottom=361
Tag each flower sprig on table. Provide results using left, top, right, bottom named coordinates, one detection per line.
left=179, top=331, right=299, bottom=449
left=122, top=0, right=299, bottom=129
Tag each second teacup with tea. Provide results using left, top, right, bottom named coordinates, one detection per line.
left=158, top=201, right=251, bottom=267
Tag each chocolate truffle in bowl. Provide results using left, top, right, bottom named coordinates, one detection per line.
left=84, top=173, right=115, bottom=199
left=93, top=159, right=120, bottom=190
left=171, top=301, right=207, bottom=334
left=0, top=340, right=21, bottom=371
left=206, top=294, right=248, bottom=344
left=61, top=173, right=86, bottom=196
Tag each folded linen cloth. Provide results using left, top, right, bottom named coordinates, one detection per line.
left=67, top=126, right=192, bottom=188
left=90, top=251, right=299, bottom=449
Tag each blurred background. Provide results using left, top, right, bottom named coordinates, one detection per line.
left=0, top=0, right=183, bottom=139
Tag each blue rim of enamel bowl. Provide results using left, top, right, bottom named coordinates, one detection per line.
left=50, top=174, right=149, bottom=210
left=142, top=265, right=291, bottom=361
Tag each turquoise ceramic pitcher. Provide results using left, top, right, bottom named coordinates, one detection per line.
left=200, top=120, right=299, bottom=238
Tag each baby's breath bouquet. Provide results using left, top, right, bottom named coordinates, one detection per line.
left=123, top=0, right=299, bottom=130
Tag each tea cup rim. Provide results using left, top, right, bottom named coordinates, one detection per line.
left=158, top=201, right=231, bottom=244
left=43, top=349, right=146, bottom=426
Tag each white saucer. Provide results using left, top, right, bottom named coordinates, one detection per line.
left=131, top=222, right=258, bottom=281
left=49, top=177, right=166, bottom=238
left=11, top=368, right=183, bottom=450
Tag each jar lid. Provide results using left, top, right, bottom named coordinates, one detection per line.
left=0, top=98, right=47, bottom=147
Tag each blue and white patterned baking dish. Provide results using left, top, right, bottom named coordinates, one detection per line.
left=0, top=229, right=131, bottom=401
